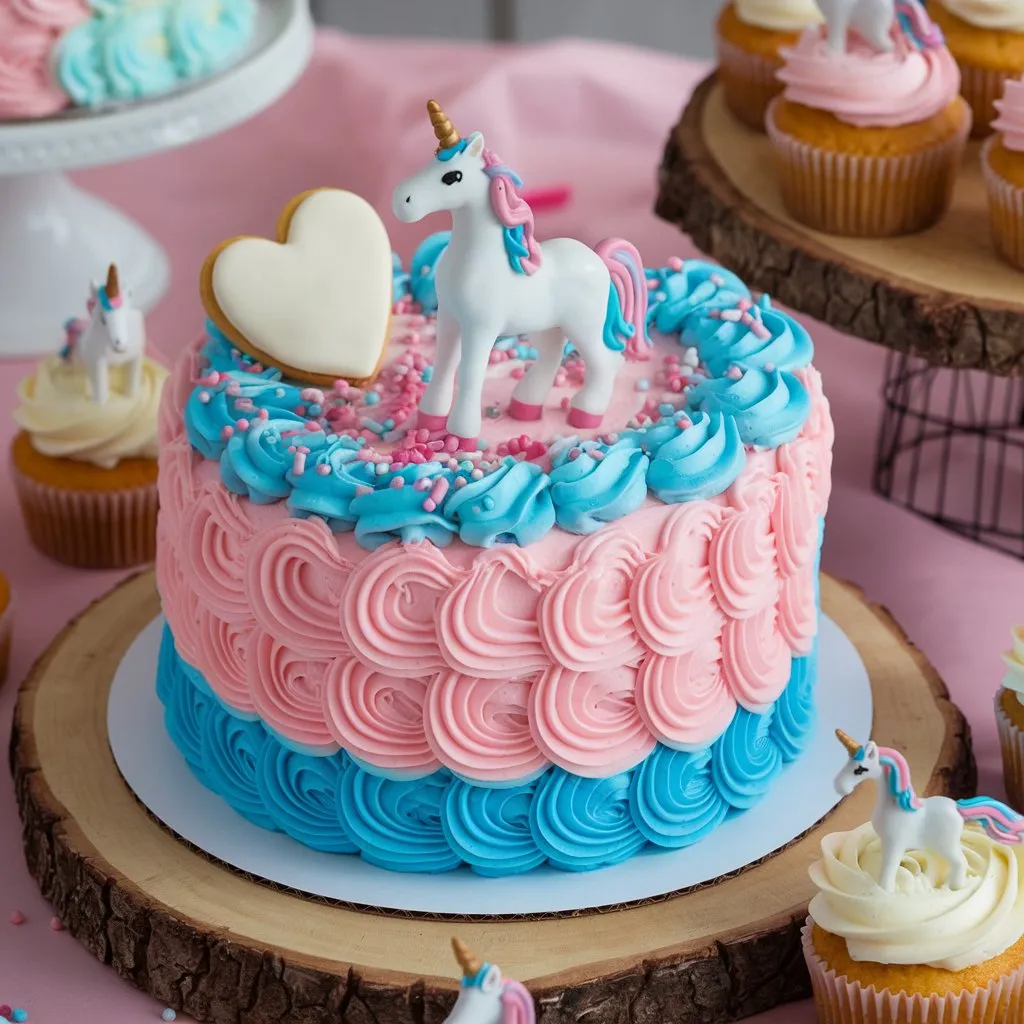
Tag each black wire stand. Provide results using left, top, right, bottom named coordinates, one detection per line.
left=874, top=350, right=1024, bottom=561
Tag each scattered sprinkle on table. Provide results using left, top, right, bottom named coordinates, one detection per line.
left=161, top=1010, right=177, bottom=1022
left=11, top=1010, right=27, bottom=1023
left=49, top=916, right=63, bottom=931
left=8, top=910, right=24, bottom=925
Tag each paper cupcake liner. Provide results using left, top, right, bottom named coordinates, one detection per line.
left=996, top=688, right=1024, bottom=813
left=12, top=464, right=158, bottom=570
left=0, top=596, right=12, bottom=690
left=802, top=921, right=1024, bottom=1024
left=716, top=35, right=784, bottom=132
left=765, top=99, right=971, bottom=237
left=959, top=64, right=1010, bottom=139
left=981, top=136, right=1024, bottom=273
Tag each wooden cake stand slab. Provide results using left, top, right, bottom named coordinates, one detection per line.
left=10, top=572, right=974, bottom=1024
left=656, top=74, right=1024, bottom=376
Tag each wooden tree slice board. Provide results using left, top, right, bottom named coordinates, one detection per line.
left=656, top=74, right=1024, bottom=376
left=10, top=571, right=974, bottom=1024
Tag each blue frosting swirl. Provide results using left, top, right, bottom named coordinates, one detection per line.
left=409, top=232, right=451, bottom=313
left=646, top=260, right=751, bottom=336
left=201, top=323, right=282, bottom=379
left=630, top=745, right=730, bottom=848
left=221, top=418, right=323, bottom=505
left=691, top=369, right=810, bottom=448
left=445, top=458, right=555, bottom=546
left=168, top=0, right=256, bottom=77
left=549, top=439, right=649, bottom=534
left=287, top=438, right=374, bottom=531
left=257, top=746, right=356, bottom=853
left=770, top=646, right=818, bottom=762
left=531, top=769, right=646, bottom=872
left=163, top=651, right=214, bottom=788
left=201, top=706, right=277, bottom=831
left=338, top=766, right=462, bottom=873
left=712, top=707, right=784, bottom=810
left=56, top=23, right=107, bottom=108
left=392, top=252, right=410, bottom=301
left=350, top=463, right=457, bottom=550
left=646, top=411, right=746, bottom=504
left=441, top=779, right=547, bottom=876
left=686, top=297, right=814, bottom=378
left=156, top=621, right=179, bottom=707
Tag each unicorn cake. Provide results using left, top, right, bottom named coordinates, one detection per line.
left=0, top=0, right=256, bottom=121
left=153, top=101, right=833, bottom=876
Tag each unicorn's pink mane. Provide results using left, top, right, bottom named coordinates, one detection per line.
left=876, top=746, right=924, bottom=811
left=500, top=979, right=536, bottom=1024
left=482, top=149, right=542, bottom=276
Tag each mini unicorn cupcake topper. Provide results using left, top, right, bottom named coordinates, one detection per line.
left=62, top=262, right=146, bottom=406
left=816, top=0, right=941, bottom=54
left=392, top=100, right=649, bottom=446
left=834, top=729, right=1024, bottom=892
left=444, top=938, right=535, bottom=1024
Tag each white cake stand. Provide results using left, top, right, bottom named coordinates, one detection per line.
left=0, top=0, right=314, bottom=358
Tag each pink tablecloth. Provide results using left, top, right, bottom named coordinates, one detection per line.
left=1, top=29, right=1021, bottom=1024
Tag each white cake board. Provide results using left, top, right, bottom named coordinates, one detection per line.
left=109, top=613, right=871, bottom=917
left=0, top=0, right=314, bottom=358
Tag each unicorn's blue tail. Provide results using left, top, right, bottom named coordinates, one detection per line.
left=596, top=238, right=650, bottom=359
left=958, top=796, right=1024, bottom=845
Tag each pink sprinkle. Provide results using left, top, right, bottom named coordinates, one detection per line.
left=429, top=477, right=449, bottom=505
left=560, top=397, right=571, bottom=411
left=316, top=463, right=331, bottom=476
left=591, top=450, right=605, bottom=461
left=226, top=382, right=242, bottom=397
left=719, top=308, right=743, bottom=323
left=0, top=1005, right=10, bottom=1018
left=355, top=485, right=373, bottom=497
left=250, top=363, right=264, bottom=374
left=301, top=388, right=326, bottom=405
left=510, top=367, right=526, bottom=380
left=737, top=298, right=752, bottom=312
left=727, top=365, right=744, bottom=380
left=198, top=390, right=211, bottom=404
left=406, top=332, right=421, bottom=346
left=764, top=362, right=776, bottom=372
left=235, top=419, right=250, bottom=432
left=390, top=477, right=405, bottom=489
left=197, top=370, right=221, bottom=386
left=235, top=398, right=255, bottom=412
left=488, top=350, right=505, bottom=365
left=444, top=435, right=460, bottom=453
left=667, top=256, right=684, bottom=271
left=646, top=278, right=657, bottom=290
left=665, top=354, right=680, bottom=366
left=413, top=477, right=432, bottom=492
left=305, top=421, right=322, bottom=433
left=297, top=445, right=310, bottom=455
left=9, top=910, right=25, bottom=925
left=258, top=409, right=269, bottom=421
left=50, top=917, right=64, bottom=932
left=568, top=447, right=582, bottom=461
left=334, top=379, right=349, bottom=391
left=678, top=415, right=693, bottom=429
left=752, top=324, right=773, bottom=341
left=471, top=468, right=484, bottom=480
left=293, top=406, right=307, bottom=417
left=422, top=499, right=437, bottom=512
left=710, top=273, right=724, bottom=286
left=220, top=425, right=234, bottom=441
left=455, top=476, right=467, bottom=488
left=292, top=452, right=307, bottom=475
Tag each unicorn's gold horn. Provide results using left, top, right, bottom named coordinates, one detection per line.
left=428, top=99, right=460, bottom=152
left=836, top=729, right=861, bottom=756
left=106, top=263, right=120, bottom=300
left=452, top=937, right=481, bottom=978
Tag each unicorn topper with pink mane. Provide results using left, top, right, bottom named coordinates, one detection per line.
left=816, top=0, right=942, bottom=54
left=444, top=938, right=535, bottom=1024
left=834, top=729, right=1024, bottom=892
left=392, top=100, right=648, bottom=445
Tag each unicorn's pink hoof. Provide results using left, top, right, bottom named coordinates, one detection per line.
left=508, top=398, right=543, bottom=421
left=417, top=412, right=449, bottom=432
left=456, top=436, right=479, bottom=452
left=567, top=408, right=604, bottom=429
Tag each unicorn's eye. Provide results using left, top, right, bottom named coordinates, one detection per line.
left=441, top=170, right=463, bottom=186
left=854, top=766, right=869, bottom=775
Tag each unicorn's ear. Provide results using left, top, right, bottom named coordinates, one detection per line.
left=465, top=131, right=485, bottom=158
left=479, top=963, right=503, bottom=994
left=863, top=741, right=878, bottom=760
left=89, top=281, right=100, bottom=297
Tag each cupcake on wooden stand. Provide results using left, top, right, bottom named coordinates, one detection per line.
left=803, top=729, right=1024, bottom=1024
left=10, top=264, right=168, bottom=569
left=997, top=627, right=1024, bottom=811
left=0, top=571, right=11, bottom=689
left=766, top=0, right=971, bottom=236
left=715, top=0, right=824, bottom=130
left=982, top=76, right=1024, bottom=271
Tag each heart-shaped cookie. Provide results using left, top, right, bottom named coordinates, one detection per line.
left=201, top=188, right=393, bottom=386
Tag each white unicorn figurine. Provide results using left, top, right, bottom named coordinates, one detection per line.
left=392, top=100, right=648, bottom=444
left=61, top=263, right=146, bottom=406
left=834, top=729, right=1024, bottom=892
left=443, top=938, right=535, bottom=1024
left=816, top=0, right=944, bottom=53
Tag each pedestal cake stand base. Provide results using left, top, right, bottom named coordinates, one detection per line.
left=10, top=572, right=975, bottom=1024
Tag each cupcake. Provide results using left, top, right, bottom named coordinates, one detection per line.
left=982, top=77, right=1024, bottom=270
left=930, top=0, right=1024, bottom=137
left=716, top=0, right=824, bottom=131
left=10, top=265, right=168, bottom=569
left=0, top=571, right=11, bottom=689
left=767, top=0, right=971, bottom=236
left=997, top=626, right=1024, bottom=810
left=804, top=729, right=1024, bottom=1023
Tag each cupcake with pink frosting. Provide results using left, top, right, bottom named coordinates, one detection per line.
left=983, top=76, right=1024, bottom=270
left=767, top=0, right=971, bottom=236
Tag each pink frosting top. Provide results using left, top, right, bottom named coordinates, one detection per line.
left=994, top=77, right=1024, bottom=151
left=0, top=0, right=87, bottom=119
left=777, top=27, right=961, bottom=127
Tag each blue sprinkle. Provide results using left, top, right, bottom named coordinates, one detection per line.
left=364, top=391, right=381, bottom=405
left=655, top=291, right=666, bottom=302
left=162, top=1011, right=177, bottom=1023
left=363, top=418, right=385, bottom=435
left=482, top=496, right=496, bottom=510
left=635, top=379, right=650, bottom=392
left=12, top=1013, right=26, bottom=1024
left=308, top=403, right=322, bottom=416
left=383, top=418, right=395, bottom=430
left=659, top=403, right=675, bottom=416
left=422, top=366, right=434, bottom=382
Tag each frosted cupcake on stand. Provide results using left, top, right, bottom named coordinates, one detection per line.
left=982, top=76, right=1024, bottom=271
left=997, top=627, right=1024, bottom=810
left=715, top=0, right=824, bottom=130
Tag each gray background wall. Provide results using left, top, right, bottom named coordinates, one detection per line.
left=310, top=0, right=718, bottom=58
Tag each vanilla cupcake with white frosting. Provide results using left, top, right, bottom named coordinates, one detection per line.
left=997, top=626, right=1024, bottom=810
left=715, top=0, right=824, bottom=130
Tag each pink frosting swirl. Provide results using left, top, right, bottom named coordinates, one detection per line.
left=246, top=517, right=353, bottom=659
left=159, top=345, right=201, bottom=448
left=424, top=672, right=548, bottom=783
left=722, top=605, right=792, bottom=711
left=709, top=475, right=778, bottom=620
left=0, top=7, right=74, bottom=119
left=9, top=0, right=88, bottom=28
left=539, top=531, right=646, bottom=673
left=778, top=27, right=961, bottom=127
left=772, top=458, right=818, bottom=577
left=636, top=640, right=737, bottom=750
left=529, top=664, right=655, bottom=776
left=192, top=603, right=256, bottom=714
left=184, top=483, right=254, bottom=622
left=632, top=503, right=725, bottom=657
left=341, top=542, right=464, bottom=677
left=994, top=77, right=1024, bottom=152
left=437, top=548, right=553, bottom=678
left=157, top=436, right=198, bottom=532
left=247, top=629, right=335, bottom=750
left=323, top=659, right=437, bottom=776
left=778, top=568, right=817, bottom=655
left=156, top=523, right=201, bottom=667
left=779, top=435, right=832, bottom=522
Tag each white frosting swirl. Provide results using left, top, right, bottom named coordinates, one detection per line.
left=734, top=0, right=824, bottom=31
left=1004, top=626, right=1024, bottom=697
left=14, top=354, right=167, bottom=468
left=809, top=822, right=1024, bottom=971
left=937, top=0, right=1024, bottom=31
